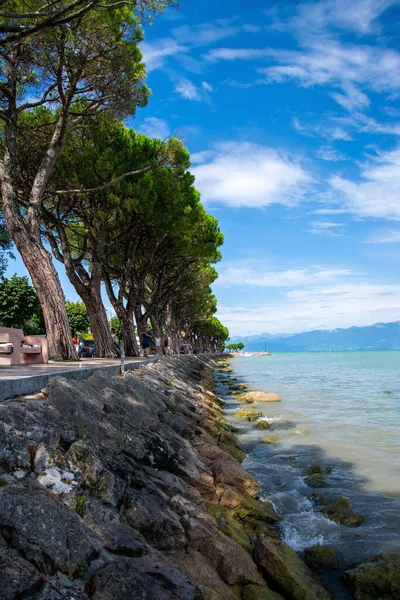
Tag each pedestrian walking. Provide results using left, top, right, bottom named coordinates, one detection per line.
left=141, top=328, right=152, bottom=357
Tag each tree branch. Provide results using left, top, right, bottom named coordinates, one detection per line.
left=54, top=162, right=158, bottom=194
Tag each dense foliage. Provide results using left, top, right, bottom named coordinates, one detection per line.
left=65, top=301, right=90, bottom=337
left=0, top=1, right=229, bottom=357
left=0, top=275, right=44, bottom=333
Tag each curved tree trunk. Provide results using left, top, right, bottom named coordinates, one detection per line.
left=9, top=234, right=77, bottom=360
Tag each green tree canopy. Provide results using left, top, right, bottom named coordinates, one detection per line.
left=0, top=275, right=44, bottom=333
left=65, top=301, right=90, bottom=336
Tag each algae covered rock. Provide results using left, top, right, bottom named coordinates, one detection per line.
left=322, top=496, right=363, bottom=527
left=343, top=553, right=400, bottom=600
left=235, top=408, right=263, bottom=422
left=305, top=545, right=338, bottom=570
left=218, top=431, right=247, bottom=462
left=262, top=435, right=279, bottom=444
left=243, top=583, right=285, bottom=600
left=305, top=473, right=329, bottom=488
left=306, top=464, right=331, bottom=476
left=254, top=536, right=333, bottom=600
left=255, top=420, right=271, bottom=430
left=244, top=391, right=281, bottom=403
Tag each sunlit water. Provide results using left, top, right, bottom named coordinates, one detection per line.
left=217, top=352, right=400, bottom=599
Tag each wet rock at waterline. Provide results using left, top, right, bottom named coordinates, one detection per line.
left=235, top=407, right=263, bottom=421
left=343, top=553, right=400, bottom=600
left=254, top=536, right=333, bottom=600
left=255, top=419, right=271, bottom=430
left=262, top=435, right=280, bottom=444
left=304, top=473, right=329, bottom=488
left=321, top=496, right=363, bottom=527
left=305, top=545, right=339, bottom=570
left=306, top=464, right=332, bottom=476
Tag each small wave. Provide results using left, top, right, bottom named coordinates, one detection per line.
left=257, top=415, right=285, bottom=424
left=289, top=424, right=310, bottom=436
left=281, top=524, right=325, bottom=552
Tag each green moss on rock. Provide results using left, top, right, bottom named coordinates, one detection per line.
left=243, top=584, right=285, bottom=600
left=343, top=553, right=400, bottom=600
left=305, top=545, right=338, bottom=570
left=322, top=496, right=363, bottom=527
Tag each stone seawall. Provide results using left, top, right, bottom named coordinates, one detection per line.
left=0, top=355, right=333, bottom=600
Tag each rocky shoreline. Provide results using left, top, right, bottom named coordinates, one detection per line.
left=216, top=358, right=400, bottom=600
left=0, top=355, right=398, bottom=600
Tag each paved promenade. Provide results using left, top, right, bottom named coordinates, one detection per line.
left=0, top=356, right=159, bottom=402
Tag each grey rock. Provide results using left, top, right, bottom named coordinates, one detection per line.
left=85, top=497, right=149, bottom=557
left=122, top=489, right=187, bottom=551
left=87, top=558, right=177, bottom=600
left=0, top=484, right=103, bottom=575
left=34, top=572, right=89, bottom=599
left=0, top=534, right=43, bottom=600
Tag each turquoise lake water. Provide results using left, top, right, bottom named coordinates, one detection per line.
left=219, top=351, right=400, bottom=598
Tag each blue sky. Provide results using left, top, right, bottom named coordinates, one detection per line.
left=7, top=0, right=400, bottom=336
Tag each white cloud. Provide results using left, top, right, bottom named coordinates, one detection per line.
left=202, top=81, right=214, bottom=92
left=175, top=78, right=201, bottom=101
left=217, top=281, right=400, bottom=336
left=205, top=47, right=269, bottom=62
left=140, top=117, right=169, bottom=139
left=291, top=0, right=398, bottom=35
left=216, top=260, right=351, bottom=287
left=259, top=41, right=400, bottom=100
left=316, top=145, right=346, bottom=161
left=367, top=229, right=400, bottom=243
left=305, top=220, right=346, bottom=237
left=191, top=141, right=312, bottom=208
left=140, top=38, right=188, bottom=71
left=293, top=116, right=353, bottom=141
left=329, top=147, right=400, bottom=219
left=173, top=20, right=240, bottom=45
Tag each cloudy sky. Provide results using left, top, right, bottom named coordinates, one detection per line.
left=8, top=0, right=400, bottom=336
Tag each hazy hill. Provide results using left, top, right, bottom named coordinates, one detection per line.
left=232, top=321, right=400, bottom=352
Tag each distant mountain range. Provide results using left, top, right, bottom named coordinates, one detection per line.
left=231, top=321, right=400, bottom=352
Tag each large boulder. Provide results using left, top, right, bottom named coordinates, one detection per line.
left=87, top=558, right=177, bottom=600
left=254, top=536, right=333, bottom=600
left=321, top=496, right=363, bottom=527
left=0, top=534, right=43, bottom=600
left=171, top=548, right=237, bottom=600
left=305, top=545, right=338, bottom=570
left=122, top=489, right=187, bottom=551
left=209, top=459, right=260, bottom=496
left=186, top=516, right=264, bottom=586
left=343, top=553, right=400, bottom=600
left=244, top=392, right=281, bottom=403
left=0, top=485, right=103, bottom=575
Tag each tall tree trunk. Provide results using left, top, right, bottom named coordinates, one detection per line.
left=84, top=294, right=117, bottom=358
left=118, top=310, right=139, bottom=357
left=11, top=234, right=77, bottom=359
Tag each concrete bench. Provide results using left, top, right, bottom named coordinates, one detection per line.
left=0, top=327, right=49, bottom=365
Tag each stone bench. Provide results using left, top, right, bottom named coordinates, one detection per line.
left=0, top=327, right=49, bottom=365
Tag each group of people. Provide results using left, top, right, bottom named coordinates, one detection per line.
left=140, top=328, right=172, bottom=358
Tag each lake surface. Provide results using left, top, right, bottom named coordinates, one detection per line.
left=219, top=351, right=400, bottom=598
